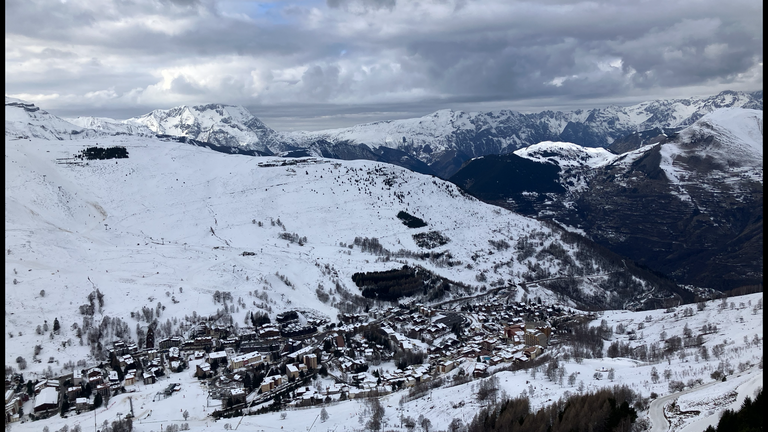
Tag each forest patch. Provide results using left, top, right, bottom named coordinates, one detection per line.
left=397, top=211, right=427, bottom=228
left=412, top=231, right=450, bottom=249
left=78, top=146, right=129, bottom=160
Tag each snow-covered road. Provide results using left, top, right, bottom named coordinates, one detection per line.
left=649, top=380, right=721, bottom=432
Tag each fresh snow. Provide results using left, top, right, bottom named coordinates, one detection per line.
left=4, top=97, right=763, bottom=432
left=514, top=141, right=618, bottom=168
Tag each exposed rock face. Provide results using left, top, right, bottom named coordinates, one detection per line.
left=450, top=109, right=763, bottom=291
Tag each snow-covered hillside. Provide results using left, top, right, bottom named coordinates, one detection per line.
left=660, top=108, right=763, bottom=186
left=514, top=141, right=618, bottom=169
left=284, top=90, right=762, bottom=151
left=5, top=130, right=611, bottom=371
left=125, top=104, right=278, bottom=153
left=5, top=97, right=98, bottom=141
left=109, top=90, right=763, bottom=178
left=4, top=97, right=762, bottom=432
left=65, top=116, right=155, bottom=138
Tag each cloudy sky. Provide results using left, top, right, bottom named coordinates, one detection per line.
left=5, top=0, right=763, bottom=131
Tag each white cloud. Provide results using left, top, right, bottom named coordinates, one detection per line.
left=4, top=0, right=762, bottom=128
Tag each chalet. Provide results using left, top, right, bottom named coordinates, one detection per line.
left=4, top=391, right=14, bottom=407
left=112, top=341, right=130, bottom=356
left=437, top=360, right=455, bottom=374
left=108, top=370, right=119, bottom=383
left=473, top=362, right=488, bottom=378
left=523, top=346, right=542, bottom=360
left=158, top=336, right=184, bottom=350
left=229, top=352, right=263, bottom=371
left=5, top=392, right=22, bottom=422
left=33, top=387, right=59, bottom=415
left=207, top=350, right=228, bottom=365
left=258, top=325, right=280, bottom=339
left=363, top=348, right=374, bottom=361
left=34, top=380, right=58, bottom=395
left=72, top=369, right=83, bottom=386
left=239, top=330, right=258, bottom=342
left=143, top=372, right=156, bottom=385
left=96, top=383, right=111, bottom=398
left=195, top=363, right=212, bottom=378
left=66, top=386, right=82, bottom=400
left=124, top=372, right=137, bottom=386
left=230, top=388, right=246, bottom=405
left=335, top=334, right=346, bottom=348
left=168, top=347, right=180, bottom=360
left=419, top=306, right=436, bottom=317
left=56, top=371, right=74, bottom=389
left=75, top=397, right=89, bottom=412
left=480, top=338, right=498, bottom=352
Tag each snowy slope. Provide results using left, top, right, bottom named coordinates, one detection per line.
left=65, top=116, right=156, bottom=137
left=279, top=90, right=762, bottom=164
left=125, top=104, right=278, bottom=152
left=5, top=97, right=98, bottom=140
left=5, top=130, right=615, bottom=372
left=4, top=99, right=762, bottom=432
left=514, top=141, right=618, bottom=168
left=108, top=90, right=762, bottom=178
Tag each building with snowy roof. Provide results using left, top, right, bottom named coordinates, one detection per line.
left=33, top=387, right=59, bottom=415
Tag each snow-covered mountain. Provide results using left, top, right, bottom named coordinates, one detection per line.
left=284, top=90, right=761, bottom=177
left=4, top=98, right=762, bottom=432
left=452, top=108, right=763, bottom=291
left=5, top=97, right=100, bottom=141
left=111, top=90, right=763, bottom=178
left=6, top=96, right=699, bottom=369
left=65, top=116, right=156, bottom=137
left=125, top=103, right=281, bottom=154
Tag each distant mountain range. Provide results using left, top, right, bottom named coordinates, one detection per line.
left=5, top=92, right=762, bottom=293
left=450, top=108, right=763, bottom=292
left=9, top=90, right=758, bottom=178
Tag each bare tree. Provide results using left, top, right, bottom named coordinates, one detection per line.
left=366, top=398, right=385, bottom=431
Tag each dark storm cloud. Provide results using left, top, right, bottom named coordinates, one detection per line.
left=5, top=0, right=762, bottom=130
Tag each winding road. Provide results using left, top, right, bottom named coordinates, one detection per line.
left=649, top=380, right=721, bottom=432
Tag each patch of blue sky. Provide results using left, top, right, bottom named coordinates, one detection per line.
left=217, top=0, right=326, bottom=25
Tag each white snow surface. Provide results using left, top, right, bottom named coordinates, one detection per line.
left=4, top=98, right=763, bottom=432
left=65, top=116, right=156, bottom=137
left=675, top=107, right=763, bottom=163
left=125, top=104, right=273, bottom=149
left=514, top=141, right=619, bottom=168
left=5, top=97, right=97, bottom=141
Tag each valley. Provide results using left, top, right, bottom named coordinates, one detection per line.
left=4, top=95, right=762, bottom=432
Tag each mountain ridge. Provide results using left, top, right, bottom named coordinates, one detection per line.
left=449, top=108, right=763, bottom=291
left=8, top=90, right=761, bottom=178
